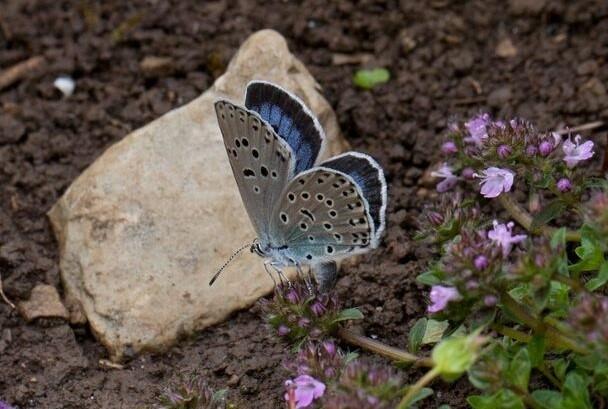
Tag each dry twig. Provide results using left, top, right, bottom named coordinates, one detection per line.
left=0, top=56, right=45, bottom=91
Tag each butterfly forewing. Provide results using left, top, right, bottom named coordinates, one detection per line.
left=269, top=166, right=376, bottom=263
left=215, top=100, right=295, bottom=242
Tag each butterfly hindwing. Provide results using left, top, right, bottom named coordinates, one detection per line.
left=320, top=152, right=387, bottom=246
left=215, top=100, right=295, bottom=242
left=269, top=153, right=386, bottom=263
left=245, top=81, right=325, bottom=174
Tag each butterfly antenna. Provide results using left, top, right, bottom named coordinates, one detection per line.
left=209, top=241, right=254, bottom=286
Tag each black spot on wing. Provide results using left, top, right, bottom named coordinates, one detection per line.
left=245, top=81, right=322, bottom=174
left=321, top=154, right=385, bottom=235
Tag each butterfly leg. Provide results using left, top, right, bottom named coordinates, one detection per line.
left=295, top=263, right=314, bottom=294
left=263, top=261, right=278, bottom=287
left=269, top=262, right=291, bottom=288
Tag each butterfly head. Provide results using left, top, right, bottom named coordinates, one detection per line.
left=250, top=238, right=268, bottom=258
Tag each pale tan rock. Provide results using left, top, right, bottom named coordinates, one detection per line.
left=495, top=38, right=518, bottom=59
left=18, top=284, right=69, bottom=322
left=48, top=29, right=348, bottom=361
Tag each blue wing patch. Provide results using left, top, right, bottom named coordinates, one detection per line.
left=245, top=81, right=324, bottom=174
left=321, top=153, right=387, bottom=242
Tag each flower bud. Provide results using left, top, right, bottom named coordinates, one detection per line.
left=539, top=140, right=553, bottom=156
left=497, top=144, right=511, bottom=159
left=557, top=178, right=572, bottom=193
left=298, top=317, right=311, bottom=328
left=432, top=333, right=486, bottom=381
left=427, top=211, right=444, bottom=227
left=474, top=255, right=489, bottom=271
left=441, top=141, right=458, bottom=155
left=461, top=167, right=475, bottom=180
left=484, top=295, right=497, bottom=307
left=285, top=289, right=300, bottom=304
left=278, top=325, right=291, bottom=336
left=525, top=145, right=538, bottom=156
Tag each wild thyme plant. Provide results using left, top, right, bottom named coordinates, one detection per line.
left=260, top=113, right=608, bottom=409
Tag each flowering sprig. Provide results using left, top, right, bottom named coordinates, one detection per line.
left=258, top=281, right=363, bottom=347
left=158, top=374, right=226, bottom=409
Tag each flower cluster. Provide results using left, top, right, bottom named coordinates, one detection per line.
left=285, top=340, right=345, bottom=382
left=258, top=281, right=360, bottom=345
left=158, top=374, right=225, bottom=409
left=285, top=375, right=326, bottom=409
left=433, top=113, right=595, bottom=199
left=569, top=294, right=608, bottom=346
left=323, top=360, right=402, bottom=409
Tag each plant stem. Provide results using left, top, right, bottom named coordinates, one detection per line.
left=553, top=274, right=586, bottom=293
left=500, top=292, right=587, bottom=354
left=490, top=323, right=531, bottom=343
left=337, top=328, right=432, bottom=367
left=497, top=194, right=581, bottom=241
left=396, top=367, right=440, bottom=409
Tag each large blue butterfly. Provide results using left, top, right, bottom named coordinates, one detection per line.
left=213, top=81, right=387, bottom=289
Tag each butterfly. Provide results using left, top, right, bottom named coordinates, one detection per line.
left=211, top=81, right=387, bottom=290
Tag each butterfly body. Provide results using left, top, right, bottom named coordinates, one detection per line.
left=215, top=81, right=387, bottom=289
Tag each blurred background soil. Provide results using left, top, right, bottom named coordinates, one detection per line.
left=0, top=0, right=607, bottom=407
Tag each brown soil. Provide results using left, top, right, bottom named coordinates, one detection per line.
left=1, top=0, right=607, bottom=408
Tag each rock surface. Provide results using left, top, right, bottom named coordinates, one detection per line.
left=18, top=284, right=69, bottom=322
left=48, top=29, right=348, bottom=361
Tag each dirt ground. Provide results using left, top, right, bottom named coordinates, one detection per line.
left=1, top=0, right=607, bottom=408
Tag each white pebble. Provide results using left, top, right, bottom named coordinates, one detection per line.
left=53, top=76, right=75, bottom=97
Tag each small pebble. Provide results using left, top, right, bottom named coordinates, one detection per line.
left=53, top=76, right=75, bottom=97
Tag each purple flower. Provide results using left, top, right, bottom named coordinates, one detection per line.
left=0, top=403, right=13, bottom=409
left=278, top=325, right=291, bottom=336
left=284, top=375, right=325, bottom=408
left=428, top=285, right=460, bottom=313
left=563, top=135, right=594, bottom=168
left=488, top=220, right=527, bottom=256
left=464, top=113, right=491, bottom=146
left=484, top=295, right=498, bottom=307
left=474, top=255, right=489, bottom=270
left=557, top=178, right=572, bottom=192
left=497, top=144, right=511, bottom=159
left=525, top=145, right=538, bottom=156
left=539, top=140, right=553, bottom=156
left=475, top=167, right=515, bottom=198
left=310, top=301, right=326, bottom=316
left=461, top=167, right=475, bottom=180
left=431, top=164, right=458, bottom=193
left=286, top=289, right=300, bottom=304
left=441, top=141, right=458, bottom=155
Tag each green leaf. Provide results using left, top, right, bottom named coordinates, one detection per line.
left=528, top=335, right=546, bottom=368
left=422, top=319, right=449, bottom=345
left=408, top=387, right=433, bottom=405
left=562, top=372, right=592, bottom=409
left=550, top=227, right=567, bottom=250
left=570, top=225, right=603, bottom=273
left=551, top=358, right=568, bottom=382
left=408, top=318, right=427, bottom=353
left=353, top=68, right=390, bottom=89
left=332, top=307, right=364, bottom=323
left=507, top=348, right=531, bottom=391
left=467, top=389, right=525, bottom=409
left=531, top=200, right=567, bottom=231
left=585, top=261, right=608, bottom=291
left=532, top=390, right=563, bottom=409
left=344, top=351, right=359, bottom=364
left=416, top=269, right=442, bottom=285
